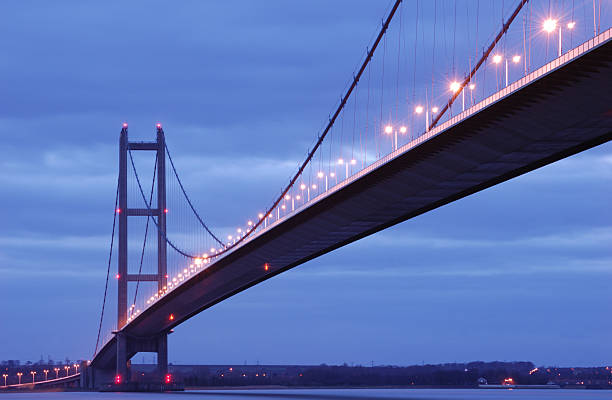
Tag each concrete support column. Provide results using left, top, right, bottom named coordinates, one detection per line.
left=116, top=333, right=128, bottom=383
left=157, top=334, right=168, bottom=379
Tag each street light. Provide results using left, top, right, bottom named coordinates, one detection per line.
left=449, top=81, right=465, bottom=111
left=64, top=366, right=70, bottom=377
left=2, top=374, right=7, bottom=386
left=17, top=372, right=22, bottom=385
left=506, top=55, right=521, bottom=86
left=384, top=124, right=397, bottom=151
left=30, top=371, right=36, bottom=384
left=493, top=54, right=503, bottom=90
left=73, top=364, right=79, bottom=374
left=415, top=106, right=427, bottom=132
left=543, top=18, right=562, bottom=57
left=43, top=369, right=49, bottom=381
left=468, top=84, right=476, bottom=105
left=54, top=368, right=60, bottom=379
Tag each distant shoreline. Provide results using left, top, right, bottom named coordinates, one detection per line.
left=185, top=385, right=610, bottom=391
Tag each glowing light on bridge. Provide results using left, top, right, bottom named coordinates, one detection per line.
left=449, top=81, right=461, bottom=92
left=512, top=55, right=521, bottom=63
left=399, top=126, right=407, bottom=134
left=169, top=313, right=175, bottom=321
left=156, top=123, right=162, bottom=129
left=567, top=21, right=576, bottom=29
left=543, top=18, right=557, bottom=33
left=468, top=84, right=475, bottom=90
left=414, top=105, right=423, bottom=114
left=432, top=106, right=439, bottom=113
left=493, top=54, right=502, bottom=64
left=384, top=125, right=393, bottom=134
left=264, top=263, right=269, bottom=271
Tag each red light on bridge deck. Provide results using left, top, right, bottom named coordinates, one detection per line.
left=169, top=313, right=175, bottom=321
left=115, top=273, right=120, bottom=279
left=164, top=208, right=168, bottom=213
left=116, top=208, right=121, bottom=213
left=165, top=374, right=172, bottom=384
left=114, top=374, right=121, bottom=384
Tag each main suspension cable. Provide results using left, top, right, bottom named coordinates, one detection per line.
left=165, top=143, right=224, bottom=247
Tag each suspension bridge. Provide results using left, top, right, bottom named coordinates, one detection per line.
left=2, top=0, right=610, bottom=392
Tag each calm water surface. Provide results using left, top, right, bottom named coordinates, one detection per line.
left=0, top=389, right=610, bottom=400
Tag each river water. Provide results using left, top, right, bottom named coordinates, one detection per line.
left=0, top=389, right=610, bottom=400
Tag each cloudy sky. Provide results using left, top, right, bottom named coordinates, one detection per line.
left=0, top=1, right=610, bottom=367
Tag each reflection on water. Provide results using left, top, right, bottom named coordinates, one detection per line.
left=0, top=389, right=610, bottom=400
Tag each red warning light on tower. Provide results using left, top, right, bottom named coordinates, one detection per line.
left=156, top=123, right=162, bottom=129
left=165, top=374, right=172, bottom=384
left=114, top=374, right=122, bottom=384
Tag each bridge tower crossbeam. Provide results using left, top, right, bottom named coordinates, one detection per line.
left=116, top=125, right=168, bottom=384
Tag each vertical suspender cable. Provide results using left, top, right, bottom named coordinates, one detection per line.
left=93, top=178, right=119, bottom=357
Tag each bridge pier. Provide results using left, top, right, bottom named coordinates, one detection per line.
left=115, top=332, right=168, bottom=386
left=110, top=125, right=171, bottom=390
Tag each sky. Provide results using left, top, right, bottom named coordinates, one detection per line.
left=0, top=0, right=610, bottom=368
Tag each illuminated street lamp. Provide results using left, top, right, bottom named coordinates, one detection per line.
left=506, top=55, right=521, bottom=86
left=43, top=369, right=49, bottom=380
left=54, top=368, right=60, bottom=379
left=64, top=366, right=70, bottom=377
left=30, top=371, right=36, bottom=384
left=73, top=364, right=79, bottom=374
left=317, top=171, right=328, bottom=192
left=543, top=18, right=563, bottom=57
left=414, top=106, right=427, bottom=132
left=384, top=124, right=397, bottom=151
left=468, top=83, right=476, bottom=105
left=17, top=372, right=22, bottom=385
left=449, top=81, right=465, bottom=111
left=2, top=374, right=7, bottom=386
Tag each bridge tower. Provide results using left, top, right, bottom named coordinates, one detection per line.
left=116, top=124, right=168, bottom=385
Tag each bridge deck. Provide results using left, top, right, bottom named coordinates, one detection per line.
left=93, top=29, right=612, bottom=369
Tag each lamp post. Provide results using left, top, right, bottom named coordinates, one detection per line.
left=543, top=18, right=574, bottom=57
left=317, top=171, right=327, bottom=192
left=73, top=364, right=79, bottom=374
left=43, top=369, right=49, bottom=381
left=468, top=83, right=476, bottom=106
left=384, top=125, right=397, bottom=151
left=2, top=374, right=7, bottom=386
left=449, top=81, right=463, bottom=111
left=64, top=366, right=70, bottom=377
left=415, top=106, right=426, bottom=132
left=54, top=368, right=59, bottom=379
left=30, top=371, right=36, bottom=384
left=17, top=372, right=22, bottom=385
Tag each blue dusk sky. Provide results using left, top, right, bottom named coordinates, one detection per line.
left=0, top=1, right=610, bottom=367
